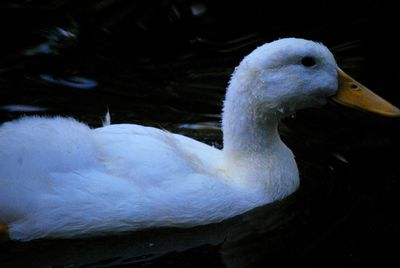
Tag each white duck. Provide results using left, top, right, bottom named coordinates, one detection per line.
left=1, top=38, right=399, bottom=241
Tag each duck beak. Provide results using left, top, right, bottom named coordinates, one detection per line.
left=331, top=68, right=400, bottom=117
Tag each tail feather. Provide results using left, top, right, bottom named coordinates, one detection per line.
left=102, top=110, right=111, bottom=126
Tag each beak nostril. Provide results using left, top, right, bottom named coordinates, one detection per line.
left=350, top=84, right=359, bottom=90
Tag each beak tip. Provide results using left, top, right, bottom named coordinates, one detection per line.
left=367, top=105, right=400, bottom=118
left=385, top=108, right=400, bottom=118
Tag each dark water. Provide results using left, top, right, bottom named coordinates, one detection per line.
left=1, top=1, right=400, bottom=267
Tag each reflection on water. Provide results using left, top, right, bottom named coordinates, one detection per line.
left=23, top=27, right=78, bottom=56
left=1, top=1, right=400, bottom=267
left=0, top=104, right=47, bottom=113
left=40, top=74, right=98, bottom=89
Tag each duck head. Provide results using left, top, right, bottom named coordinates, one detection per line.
left=225, top=38, right=400, bottom=119
left=222, top=38, right=399, bottom=199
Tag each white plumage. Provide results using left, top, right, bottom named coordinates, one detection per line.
left=0, top=38, right=343, bottom=241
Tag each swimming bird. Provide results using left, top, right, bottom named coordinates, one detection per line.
left=1, top=38, right=399, bottom=241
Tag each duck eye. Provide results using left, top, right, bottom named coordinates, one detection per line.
left=301, top=56, right=316, bottom=67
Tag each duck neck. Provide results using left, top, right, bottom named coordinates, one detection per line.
left=222, top=97, right=282, bottom=161
left=221, top=92, right=299, bottom=202
left=219, top=71, right=301, bottom=203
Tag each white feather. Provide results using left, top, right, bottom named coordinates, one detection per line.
left=102, top=109, right=111, bottom=126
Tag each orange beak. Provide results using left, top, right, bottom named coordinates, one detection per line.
left=332, top=68, right=400, bottom=117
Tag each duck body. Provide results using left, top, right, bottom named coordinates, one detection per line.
left=2, top=38, right=396, bottom=241
left=0, top=115, right=297, bottom=241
